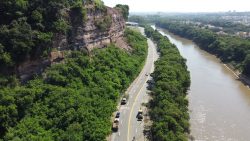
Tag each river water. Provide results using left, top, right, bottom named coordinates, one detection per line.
left=156, top=27, right=250, bottom=141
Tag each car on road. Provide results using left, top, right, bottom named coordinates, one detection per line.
left=121, top=98, right=127, bottom=105
left=115, top=112, right=120, bottom=118
left=112, top=118, right=119, bottom=132
left=138, top=108, right=143, bottom=114
left=137, top=108, right=143, bottom=121
left=147, top=79, right=155, bottom=84
left=114, top=117, right=119, bottom=122
left=137, top=113, right=143, bottom=121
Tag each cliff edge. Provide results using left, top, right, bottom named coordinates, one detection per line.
left=17, top=2, right=128, bottom=81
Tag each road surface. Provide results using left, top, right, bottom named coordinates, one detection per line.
left=111, top=27, right=159, bottom=141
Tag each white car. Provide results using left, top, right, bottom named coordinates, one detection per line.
left=114, top=118, right=119, bottom=122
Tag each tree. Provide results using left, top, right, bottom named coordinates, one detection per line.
left=115, top=4, right=129, bottom=21
left=145, top=26, right=190, bottom=141
left=243, top=54, right=250, bottom=76
left=0, top=44, right=12, bottom=67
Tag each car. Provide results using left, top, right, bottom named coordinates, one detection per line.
left=138, top=108, right=143, bottom=114
left=147, top=79, right=154, bottom=84
left=121, top=98, right=127, bottom=105
left=114, top=117, right=119, bottom=122
left=112, top=119, right=119, bottom=132
left=137, top=113, right=143, bottom=121
left=145, top=73, right=149, bottom=76
left=137, top=108, right=143, bottom=121
left=115, top=112, right=120, bottom=118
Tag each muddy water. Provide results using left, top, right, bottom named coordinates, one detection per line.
left=157, top=27, right=250, bottom=141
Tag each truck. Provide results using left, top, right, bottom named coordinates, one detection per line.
left=112, top=119, right=119, bottom=132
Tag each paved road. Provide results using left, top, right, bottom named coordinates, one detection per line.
left=111, top=27, right=159, bottom=141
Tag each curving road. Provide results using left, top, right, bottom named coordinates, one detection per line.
left=111, top=27, right=159, bottom=141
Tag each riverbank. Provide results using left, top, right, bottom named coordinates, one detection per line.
left=223, top=63, right=250, bottom=88
left=158, top=26, right=250, bottom=141
left=155, top=20, right=250, bottom=84
left=156, top=25, right=250, bottom=89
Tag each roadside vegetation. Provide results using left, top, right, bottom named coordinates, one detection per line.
left=0, top=28, right=147, bottom=140
left=145, top=26, right=191, bottom=141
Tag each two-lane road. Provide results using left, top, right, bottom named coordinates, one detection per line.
left=111, top=27, right=159, bottom=141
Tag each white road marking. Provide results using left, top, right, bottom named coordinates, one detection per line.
left=118, top=132, right=120, bottom=136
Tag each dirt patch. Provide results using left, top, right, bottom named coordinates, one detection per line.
left=115, top=37, right=131, bottom=51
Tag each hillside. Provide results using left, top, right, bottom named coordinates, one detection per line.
left=0, top=0, right=149, bottom=140
left=0, top=0, right=128, bottom=83
left=0, top=28, right=147, bottom=141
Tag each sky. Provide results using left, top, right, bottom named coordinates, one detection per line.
left=102, top=0, right=250, bottom=13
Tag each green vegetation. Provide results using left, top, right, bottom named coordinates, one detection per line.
left=167, top=13, right=250, bottom=34
left=145, top=26, right=190, bottom=141
left=155, top=20, right=250, bottom=77
left=70, top=2, right=87, bottom=25
left=94, top=0, right=106, bottom=11
left=0, top=0, right=88, bottom=76
left=95, top=15, right=112, bottom=31
left=115, top=4, right=129, bottom=21
left=0, top=28, right=147, bottom=140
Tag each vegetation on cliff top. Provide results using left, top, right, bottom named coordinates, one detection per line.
left=145, top=26, right=190, bottom=141
left=115, top=4, right=129, bottom=21
left=0, top=0, right=130, bottom=86
left=0, top=0, right=88, bottom=81
left=0, top=28, right=147, bottom=140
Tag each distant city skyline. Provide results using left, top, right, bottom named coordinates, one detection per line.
left=102, top=0, right=249, bottom=13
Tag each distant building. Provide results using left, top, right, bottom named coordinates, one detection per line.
left=236, top=31, right=248, bottom=38
left=216, top=31, right=228, bottom=35
left=126, top=22, right=139, bottom=26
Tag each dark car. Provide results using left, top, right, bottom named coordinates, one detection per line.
left=115, top=112, right=120, bottom=118
left=137, top=113, right=143, bottom=121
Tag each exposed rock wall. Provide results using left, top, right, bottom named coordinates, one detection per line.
left=72, top=6, right=126, bottom=51
left=18, top=5, right=127, bottom=82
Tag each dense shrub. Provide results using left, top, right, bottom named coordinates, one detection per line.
left=145, top=26, right=190, bottom=141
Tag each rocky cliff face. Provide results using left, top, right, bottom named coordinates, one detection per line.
left=52, top=4, right=127, bottom=52
left=73, top=6, right=126, bottom=51
left=18, top=4, right=127, bottom=82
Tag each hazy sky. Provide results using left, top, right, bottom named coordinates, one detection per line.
left=102, top=0, right=249, bottom=12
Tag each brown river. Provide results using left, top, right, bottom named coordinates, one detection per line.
left=156, top=27, right=250, bottom=141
